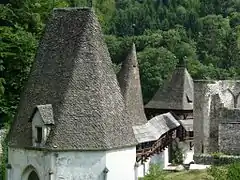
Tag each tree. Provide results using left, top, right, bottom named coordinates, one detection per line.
left=138, top=47, right=178, bottom=103
left=0, top=25, right=37, bottom=122
left=197, top=15, right=231, bottom=68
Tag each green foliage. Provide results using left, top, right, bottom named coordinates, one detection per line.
left=0, top=124, right=10, bottom=180
left=210, top=152, right=225, bottom=159
left=207, top=165, right=228, bottom=180
left=171, top=143, right=183, bottom=165
left=0, top=78, right=5, bottom=97
left=207, top=163, right=240, bottom=180
left=227, top=163, right=240, bottom=180
left=140, top=164, right=165, bottom=180
left=0, top=25, right=37, bottom=124
left=138, top=47, right=178, bottom=103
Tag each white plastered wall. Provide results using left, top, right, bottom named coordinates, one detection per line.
left=179, top=141, right=194, bottom=164
left=8, top=146, right=137, bottom=180
left=55, top=146, right=136, bottom=180
left=8, top=148, right=54, bottom=180
left=137, top=148, right=169, bottom=178
left=106, top=146, right=136, bottom=180
left=54, top=151, right=106, bottom=180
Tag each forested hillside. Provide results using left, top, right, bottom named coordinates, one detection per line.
left=0, top=0, right=240, bottom=125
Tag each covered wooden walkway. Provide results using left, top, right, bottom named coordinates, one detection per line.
left=133, top=112, right=181, bottom=163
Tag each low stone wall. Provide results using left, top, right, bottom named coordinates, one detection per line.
left=194, top=154, right=240, bottom=165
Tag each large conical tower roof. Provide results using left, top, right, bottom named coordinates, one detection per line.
left=117, top=44, right=148, bottom=126
left=145, top=66, right=193, bottom=111
left=8, top=8, right=137, bottom=150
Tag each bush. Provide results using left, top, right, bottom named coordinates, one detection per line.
left=171, top=143, right=183, bottom=165
left=207, top=165, right=227, bottom=180
left=227, top=163, right=240, bottom=180
left=140, top=164, right=164, bottom=180
left=211, top=152, right=225, bottom=159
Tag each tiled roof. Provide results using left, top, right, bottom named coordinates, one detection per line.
left=8, top=8, right=137, bottom=150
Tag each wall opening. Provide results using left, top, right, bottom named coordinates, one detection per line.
left=28, top=171, right=40, bottom=180
left=22, top=165, right=40, bottom=180
left=36, top=127, right=42, bottom=143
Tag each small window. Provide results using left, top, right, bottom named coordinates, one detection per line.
left=36, top=127, right=42, bottom=143
left=189, top=131, right=194, bottom=138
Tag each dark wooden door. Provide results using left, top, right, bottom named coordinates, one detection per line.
left=28, top=171, right=40, bottom=180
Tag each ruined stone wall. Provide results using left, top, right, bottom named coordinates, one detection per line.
left=221, top=108, right=240, bottom=123
left=219, top=123, right=240, bottom=155
left=194, top=80, right=240, bottom=155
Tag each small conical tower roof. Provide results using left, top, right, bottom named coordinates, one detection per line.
left=8, top=8, right=137, bottom=150
left=117, top=44, right=148, bottom=126
left=145, top=65, right=193, bottom=111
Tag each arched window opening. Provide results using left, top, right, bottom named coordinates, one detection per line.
left=28, top=171, right=40, bottom=180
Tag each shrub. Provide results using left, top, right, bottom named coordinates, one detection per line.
left=207, top=165, right=227, bottom=180
left=227, top=163, right=240, bottom=180
left=140, top=164, right=164, bottom=180
left=171, top=144, right=183, bottom=165
left=211, top=152, right=225, bottom=159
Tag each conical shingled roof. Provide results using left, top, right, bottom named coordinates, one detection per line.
left=145, top=67, right=193, bottom=110
left=117, top=44, right=148, bottom=126
left=8, top=8, right=137, bottom=150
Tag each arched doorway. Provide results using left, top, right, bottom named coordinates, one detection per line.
left=28, top=171, right=40, bottom=180
left=21, top=165, right=40, bottom=180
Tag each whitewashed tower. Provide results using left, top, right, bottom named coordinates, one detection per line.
left=7, top=8, right=137, bottom=180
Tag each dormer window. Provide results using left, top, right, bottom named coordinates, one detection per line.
left=36, top=127, right=42, bottom=143
left=29, top=104, right=55, bottom=147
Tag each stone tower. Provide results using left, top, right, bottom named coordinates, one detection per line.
left=7, top=8, right=137, bottom=180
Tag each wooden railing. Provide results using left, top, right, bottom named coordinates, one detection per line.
left=136, top=128, right=178, bottom=163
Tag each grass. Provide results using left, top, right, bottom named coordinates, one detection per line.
left=139, top=164, right=235, bottom=180
left=163, top=170, right=212, bottom=180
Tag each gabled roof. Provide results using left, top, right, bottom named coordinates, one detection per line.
left=145, top=67, right=193, bottom=111
left=117, top=44, right=147, bottom=126
left=30, top=104, right=54, bottom=125
left=8, top=8, right=137, bottom=150
left=133, top=112, right=180, bottom=143
left=179, top=119, right=193, bottom=131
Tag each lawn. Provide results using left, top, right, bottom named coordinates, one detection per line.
left=163, top=170, right=212, bottom=180
left=139, top=164, right=232, bottom=180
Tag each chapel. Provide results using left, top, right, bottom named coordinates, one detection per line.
left=7, top=8, right=137, bottom=180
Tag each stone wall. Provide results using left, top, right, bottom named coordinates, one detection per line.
left=221, top=108, right=240, bottom=123
left=194, top=80, right=240, bottom=155
left=219, top=123, right=240, bottom=155
left=194, top=154, right=240, bottom=165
